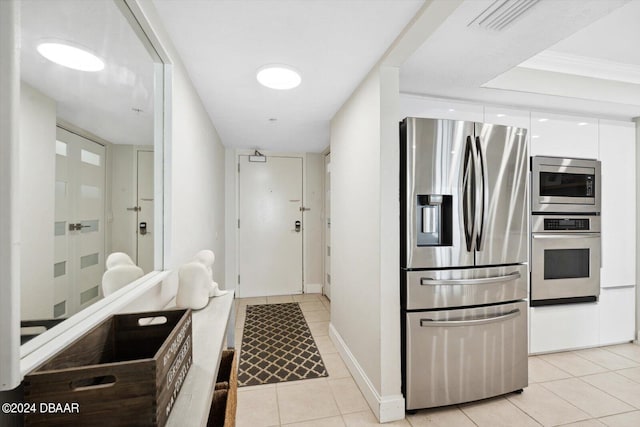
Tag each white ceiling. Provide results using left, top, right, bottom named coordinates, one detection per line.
left=490, top=0, right=640, bottom=107
left=22, top=0, right=640, bottom=152
left=153, top=0, right=425, bottom=153
left=400, top=0, right=639, bottom=119
left=20, top=0, right=155, bottom=146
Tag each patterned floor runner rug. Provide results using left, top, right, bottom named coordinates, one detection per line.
left=238, top=302, right=328, bottom=386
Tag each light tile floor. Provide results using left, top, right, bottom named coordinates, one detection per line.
left=234, top=295, right=640, bottom=426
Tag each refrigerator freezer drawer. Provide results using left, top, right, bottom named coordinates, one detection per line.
left=405, top=301, right=528, bottom=410
left=405, top=265, right=528, bottom=310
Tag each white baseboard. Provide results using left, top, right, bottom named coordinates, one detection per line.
left=329, top=323, right=405, bottom=423
left=304, top=283, right=323, bottom=294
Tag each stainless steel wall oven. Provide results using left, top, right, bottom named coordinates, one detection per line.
left=530, top=215, right=601, bottom=306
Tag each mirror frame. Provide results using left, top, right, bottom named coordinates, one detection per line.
left=0, top=0, right=173, bottom=388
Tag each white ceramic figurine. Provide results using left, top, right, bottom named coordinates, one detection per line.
left=176, top=262, right=211, bottom=310
left=101, top=252, right=144, bottom=296
left=193, top=249, right=229, bottom=297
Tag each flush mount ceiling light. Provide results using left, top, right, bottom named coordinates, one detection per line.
left=256, top=64, right=301, bottom=90
left=37, top=41, right=104, bottom=72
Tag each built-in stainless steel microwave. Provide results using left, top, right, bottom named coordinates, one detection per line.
left=531, top=156, right=601, bottom=213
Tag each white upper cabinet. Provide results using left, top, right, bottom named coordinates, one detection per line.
left=399, top=95, right=483, bottom=123
left=530, top=112, right=598, bottom=159
left=599, top=120, right=636, bottom=288
left=484, top=107, right=530, bottom=129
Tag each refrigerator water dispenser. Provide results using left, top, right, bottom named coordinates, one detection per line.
left=417, top=194, right=452, bottom=246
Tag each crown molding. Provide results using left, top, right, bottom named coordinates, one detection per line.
left=519, top=50, right=640, bottom=85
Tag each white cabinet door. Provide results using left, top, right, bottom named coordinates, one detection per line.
left=530, top=112, right=598, bottom=159
left=599, top=120, right=636, bottom=288
left=399, top=94, right=483, bottom=122
left=599, top=286, right=636, bottom=345
left=529, top=304, right=599, bottom=354
left=484, top=107, right=530, bottom=129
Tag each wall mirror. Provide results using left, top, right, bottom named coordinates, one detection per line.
left=18, top=0, right=165, bottom=351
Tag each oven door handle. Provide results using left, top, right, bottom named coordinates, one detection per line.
left=420, top=309, right=521, bottom=327
left=532, top=233, right=601, bottom=239
left=420, top=272, right=521, bottom=286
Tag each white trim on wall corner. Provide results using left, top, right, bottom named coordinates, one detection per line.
left=329, top=323, right=405, bottom=423
left=304, top=283, right=323, bottom=294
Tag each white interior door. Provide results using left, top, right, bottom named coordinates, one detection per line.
left=239, top=155, right=303, bottom=297
left=324, top=153, right=331, bottom=300
left=136, top=150, right=154, bottom=273
left=55, top=128, right=105, bottom=317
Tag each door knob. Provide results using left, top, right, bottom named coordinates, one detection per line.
left=295, top=220, right=301, bottom=232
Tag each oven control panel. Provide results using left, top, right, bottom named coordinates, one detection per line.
left=544, top=218, right=590, bottom=231
left=532, top=214, right=600, bottom=234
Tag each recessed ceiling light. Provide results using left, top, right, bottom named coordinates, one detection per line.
left=532, top=135, right=540, bottom=139
left=37, top=41, right=104, bottom=72
left=256, top=64, right=301, bottom=90
left=448, top=108, right=455, bottom=112
left=578, top=122, right=588, bottom=126
left=496, top=113, right=506, bottom=117
left=538, top=118, right=548, bottom=122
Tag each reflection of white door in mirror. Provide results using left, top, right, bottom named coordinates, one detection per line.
left=55, top=128, right=106, bottom=318
left=137, top=150, right=154, bottom=273
left=17, top=0, right=162, bottom=342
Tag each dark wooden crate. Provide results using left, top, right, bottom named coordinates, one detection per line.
left=23, top=309, right=192, bottom=427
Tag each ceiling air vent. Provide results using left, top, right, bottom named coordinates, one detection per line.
left=468, top=0, right=541, bottom=31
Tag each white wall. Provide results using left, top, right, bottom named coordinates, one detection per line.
left=329, top=65, right=403, bottom=422
left=0, top=0, right=21, bottom=391
left=637, top=117, right=640, bottom=341
left=224, top=148, right=236, bottom=290
left=107, top=144, right=137, bottom=259
left=168, top=64, right=226, bottom=284
left=19, top=83, right=56, bottom=320
left=135, top=1, right=227, bottom=295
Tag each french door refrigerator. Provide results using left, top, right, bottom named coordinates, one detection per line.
left=400, top=117, right=529, bottom=410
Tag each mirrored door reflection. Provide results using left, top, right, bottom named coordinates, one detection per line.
left=54, top=128, right=106, bottom=317
left=20, top=0, right=161, bottom=343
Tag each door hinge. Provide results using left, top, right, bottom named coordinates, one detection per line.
left=238, top=275, right=240, bottom=284
left=237, top=219, right=240, bottom=228
left=237, top=163, right=240, bottom=173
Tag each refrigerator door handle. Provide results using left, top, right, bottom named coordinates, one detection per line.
left=419, top=309, right=521, bottom=327
left=475, top=136, right=486, bottom=251
left=420, top=271, right=521, bottom=286
left=462, top=135, right=475, bottom=252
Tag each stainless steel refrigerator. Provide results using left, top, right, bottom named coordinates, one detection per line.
left=400, top=117, right=529, bottom=411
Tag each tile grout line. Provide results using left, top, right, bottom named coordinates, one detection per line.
left=570, top=347, right=640, bottom=372
left=530, top=355, right=575, bottom=382
left=577, top=370, right=640, bottom=411
left=536, top=377, right=627, bottom=420
left=454, top=403, right=483, bottom=427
